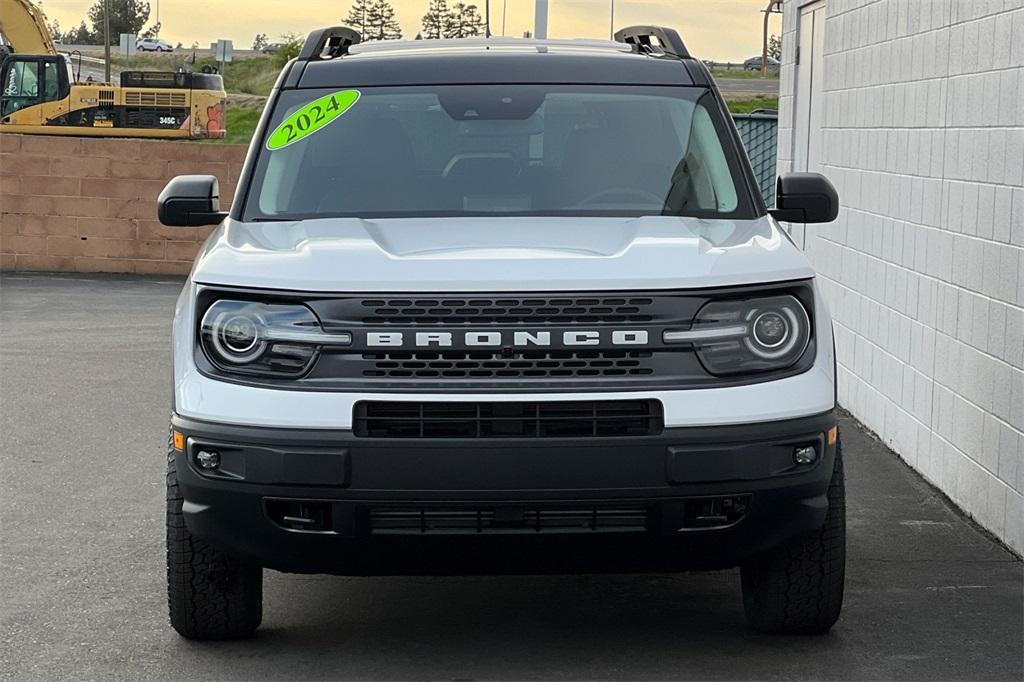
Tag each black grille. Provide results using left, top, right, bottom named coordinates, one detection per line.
left=354, top=399, right=663, bottom=438
left=360, top=350, right=655, bottom=379
left=369, top=505, right=650, bottom=535
left=358, top=296, right=656, bottom=325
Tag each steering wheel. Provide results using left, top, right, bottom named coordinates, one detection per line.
left=575, top=187, right=664, bottom=207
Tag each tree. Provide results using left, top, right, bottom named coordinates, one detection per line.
left=447, top=3, right=484, bottom=38
left=141, top=22, right=161, bottom=39
left=252, top=33, right=269, bottom=51
left=421, top=0, right=449, bottom=39
left=365, top=0, right=402, bottom=41
left=344, top=0, right=374, bottom=36
left=47, top=18, right=65, bottom=43
left=272, top=32, right=304, bottom=68
left=87, top=0, right=151, bottom=44
left=768, top=34, right=782, bottom=61
left=66, top=20, right=97, bottom=45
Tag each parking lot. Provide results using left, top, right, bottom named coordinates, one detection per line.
left=1, top=273, right=1021, bottom=681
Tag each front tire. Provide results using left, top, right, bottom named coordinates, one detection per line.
left=740, top=435, right=846, bottom=634
left=167, top=445, right=262, bottom=639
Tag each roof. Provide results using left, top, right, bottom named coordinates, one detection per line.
left=295, top=39, right=698, bottom=88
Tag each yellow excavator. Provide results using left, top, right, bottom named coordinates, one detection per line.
left=0, top=0, right=226, bottom=138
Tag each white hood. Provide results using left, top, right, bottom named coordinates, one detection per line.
left=190, top=215, right=813, bottom=292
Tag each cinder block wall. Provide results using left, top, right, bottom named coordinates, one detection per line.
left=778, top=0, right=1023, bottom=552
left=0, top=135, right=248, bottom=275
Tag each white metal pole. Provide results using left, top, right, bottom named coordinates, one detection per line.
left=610, top=0, right=614, bottom=39
left=534, top=0, right=548, bottom=39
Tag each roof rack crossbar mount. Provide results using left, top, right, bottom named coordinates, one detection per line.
left=613, top=25, right=689, bottom=59
left=299, top=27, right=362, bottom=61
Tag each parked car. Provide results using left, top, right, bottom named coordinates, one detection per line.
left=136, top=37, right=174, bottom=52
left=744, top=55, right=780, bottom=71
left=261, top=42, right=284, bottom=54
left=158, top=25, right=843, bottom=641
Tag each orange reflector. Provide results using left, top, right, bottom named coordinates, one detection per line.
left=173, top=431, right=185, bottom=451
left=826, top=426, right=838, bottom=445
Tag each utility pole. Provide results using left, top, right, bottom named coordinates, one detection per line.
left=610, top=0, right=615, bottom=39
left=156, top=0, right=160, bottom=35
left=103, top=0, right=111, bottom=83
left=485, top=0, right=491, bottom=37
left=501, top=0, right=507, bottom=36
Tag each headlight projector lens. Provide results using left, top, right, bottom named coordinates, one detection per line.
left=752, top=311, right=790, bottom=349
left=209, top=309, right=266, bottom=363
left=221, top=315, right=259, bottom=354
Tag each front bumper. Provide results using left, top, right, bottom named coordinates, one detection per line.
left=171, top=410, right=838, bottom=575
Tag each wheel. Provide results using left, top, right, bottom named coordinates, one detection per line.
left=740, top=434, right=846, bottom=634
left=167, top=438, right=262, bottom=639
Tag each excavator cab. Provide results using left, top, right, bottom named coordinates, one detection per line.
left=0, top=54, right=69, bottom=122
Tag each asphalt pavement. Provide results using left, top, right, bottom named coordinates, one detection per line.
left=1, top=273, right=1020, bottom=681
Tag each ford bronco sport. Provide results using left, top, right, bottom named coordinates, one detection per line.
left=160, top=26, right=844, bottom=639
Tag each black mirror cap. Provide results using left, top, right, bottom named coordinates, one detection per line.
left=770, top=172, right=840, bottom=224
left=157, top=175, right=228, bottom=227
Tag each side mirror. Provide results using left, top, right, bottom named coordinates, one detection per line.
left=769, top=172, right=839, bottom=224
left=157, top=175, right=228, bottom=227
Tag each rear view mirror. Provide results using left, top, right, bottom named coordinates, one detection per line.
left=157, top=175, right=228, bottom=227
left=769, top=172, right=839, bottom=224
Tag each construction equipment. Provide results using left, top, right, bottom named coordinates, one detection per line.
left=0, top=0, right=226, bottom=138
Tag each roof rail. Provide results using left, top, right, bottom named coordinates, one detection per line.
left=613, top=25, right=689, bottom=59
left=298, top=27, right=362, bottom=61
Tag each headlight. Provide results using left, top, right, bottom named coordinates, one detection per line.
left=663, top=294, right=811, bottom=375
left=199, top=300, right=351, bottom=377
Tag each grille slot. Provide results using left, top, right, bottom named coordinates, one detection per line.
left=124, top=90, right=187, bottom=106
left=359, top=296, right=656, bottom=325
left=369, top=505, right=650, bottom=534
left=354, top=399, right=663, bottom=438
left=360, top=350, right=656, bottom=379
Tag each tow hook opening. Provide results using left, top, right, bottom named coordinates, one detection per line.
left=267, top=500, right=332, bottom=533
left=681, top=495, right=750, bottom=530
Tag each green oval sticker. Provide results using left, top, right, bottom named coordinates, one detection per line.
left=266, top=89, right=361, bottom=150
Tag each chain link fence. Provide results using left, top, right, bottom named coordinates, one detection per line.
left=732, top=113, right=778, bottom=206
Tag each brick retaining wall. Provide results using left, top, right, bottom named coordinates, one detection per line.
left=0, top=134, right=248, bottom=275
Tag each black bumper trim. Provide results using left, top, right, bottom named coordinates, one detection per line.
left=170, top=410, right=836, bottom=574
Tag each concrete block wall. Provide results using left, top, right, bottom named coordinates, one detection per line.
left=0, top=135, right=248, bottom=275
left=778, top=0, right=1023, bottom=553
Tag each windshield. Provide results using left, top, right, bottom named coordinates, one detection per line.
left=242, top=85, right=757, bottom=221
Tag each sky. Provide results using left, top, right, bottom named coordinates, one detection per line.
left=36, top=0, right=781, bottom=62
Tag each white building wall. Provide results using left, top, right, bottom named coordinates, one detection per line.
left=777, top=0, right=1023, bottom=553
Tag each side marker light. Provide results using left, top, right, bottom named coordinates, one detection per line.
left=172, top=431, right=185, bottom=451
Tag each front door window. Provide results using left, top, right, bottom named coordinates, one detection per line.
left=1, top=59, right=41, bottom=116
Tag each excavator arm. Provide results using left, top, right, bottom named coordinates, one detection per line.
left=0, top=0, right=58, bottom=56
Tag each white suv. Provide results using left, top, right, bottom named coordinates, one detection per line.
left=158, top=26, right=844, bottom=640
left=136, top=37, right=173, bottom=52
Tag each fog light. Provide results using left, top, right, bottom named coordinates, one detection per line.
left=196, top=450, right=220, bottom=470
left=793, top=446, right=817, bottom=465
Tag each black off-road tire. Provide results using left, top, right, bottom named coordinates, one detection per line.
left=167, top=442, right=263, bottom=639
left=740, top=435, right=845, bottom=634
